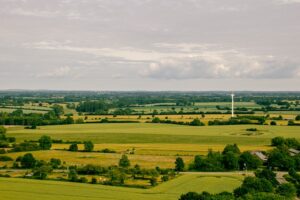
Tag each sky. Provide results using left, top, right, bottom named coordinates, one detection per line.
left=0, top=0, right=300, bottom=91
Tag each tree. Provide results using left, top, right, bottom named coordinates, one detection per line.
left=69, top=143, right=78, bottom=152
left=50, top=158, right=61, bottom=169
left=84, top=141, right=94, bottom=152
left=239, top=151, right=262, bottom=170
left=222, top=144, right=240, bottom=155
left=64, top=116, right=74, bottom=124
left=108, top=168, right=126, bottom=184
left=270, top=121, right=277, bottom=126
left=119, top=155, right=130, bottom=168
left=38, top=135, right=52, bottom=150
left=193, top=155, right=202, bottom=170
left=175, top=157, right=185, bottom=171
left=255, top=169, right=278, bottom=186
left=150, top=176, right=158, bottom=186
left=0, top=126, right=6, bottom=140
left=52, top=104, right=64, bottom=117
left=91, top=177, right=98, bottom=184
left=271, top=137, right=285, bottom=147
left=234, top=177, right=273, bottom=197
left=68, top=168, right=78, bottom=182
left=268, top=148, right=295, bottom=170
left=179, top=192, right=200, bottom=200
left=295, top=115, right=300, bottom=121
left=20, top=153, right=36, bottom=168
left=33, top=165, right=53, bottom=180
left=190, top=118, right=204, bottom=126
left=223, top=151, right=239, bottom=170
left=276, top=183, right=297, bottom=198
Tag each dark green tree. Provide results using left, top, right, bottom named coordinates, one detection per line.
left=276, top=183, right=297, bottom=198
left=255, top=169, right=278, bottom=186
left=222, top=151, right=239, bottom=170
left=271, top=137, right=285, bottom=147
left=33, top=165, right=53, bottom=180
left=68, top=168, right=78, bottom=182
left=222, top=144, right=240, bottom=155
left=119, top=155, right=130, bottom=168
left=20, top=153, right=36, bottom=168
left=175, top=157, right=185, bottom=172
left=38, top=135, right=52, bottom=150
left=0, top=126, right=6, bottom=140
left=69, top=143, right=78, bottom=152
left=84, top=141, right=94, bottom=152
left=238, top=151, right=262, bottom=170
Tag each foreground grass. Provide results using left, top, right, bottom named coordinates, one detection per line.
left=0, top=174, right=243, bottom=200
left=7, top=123, right=300, bottom=146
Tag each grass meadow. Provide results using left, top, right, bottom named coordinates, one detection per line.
left=0, top=174, right=243, bottom=200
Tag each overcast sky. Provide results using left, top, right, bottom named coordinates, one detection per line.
left=0, top=0, right=300, bottom=91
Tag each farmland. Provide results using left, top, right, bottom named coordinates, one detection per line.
left=1, top=91, right=300, bottom=200
left=0, top=174, right=243, bottom=200
left=1, top=123, right=298, bottom=169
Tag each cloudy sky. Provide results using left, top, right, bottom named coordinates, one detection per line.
left=0, top=0, right=300, bottom=91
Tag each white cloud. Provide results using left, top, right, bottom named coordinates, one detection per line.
left=275, top=0, right=300, bottom=4
left=35, top=66, right=76, bottom=78
left=27, top=41, right=300, bottom=80
left=140, top=51, right=300, bottom=80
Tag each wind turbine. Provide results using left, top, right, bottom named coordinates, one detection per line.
left=231, top=93, right=235, bottom=118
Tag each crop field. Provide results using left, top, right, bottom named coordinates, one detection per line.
left=6, top=123, right=300, bottom=146
left=0, top=174, right=243, bottom=200
left=2, top=123, right=297, bottom=168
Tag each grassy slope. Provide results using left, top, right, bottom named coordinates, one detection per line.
left=7, top=123, right=300, bottom=146
left=0, top=174, right=242, bottom=200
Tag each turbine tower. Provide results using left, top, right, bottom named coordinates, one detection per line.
left=231, top=93, right=235, bottom=118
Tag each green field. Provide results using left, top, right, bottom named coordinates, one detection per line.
left=0, top=174, right=243, bottom=200
left=7, top=123, right=300, bottom=146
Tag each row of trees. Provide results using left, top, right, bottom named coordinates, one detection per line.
left=152, top=118, right=205, bottom=126
left=175, top=144, right=262, bottom=172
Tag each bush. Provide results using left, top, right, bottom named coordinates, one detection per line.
left=50, top=158, right=61, bottom=169
left=0, top=141, right=9, bottom=148
left=161, top=175, right=169, bottom=182
left=276, top=183, right=297, bottom=198
left=246, top=128, right=257, bottom=131
left=0, top=148, right=6, bottom=154
left=0, top=155, right=13, bottom=161
left=7, top=137, right=16, bottom=143
left=150, top=177, right=158, bottom=186
left=78, top=177, right=88, bottom=183
left=190, top=118, right=204, bottom=126
left=12, top=142, right=40, bottom=152
left=100, top=148, right=116, bottom=153
left=91, top=177, right=98, bottom=184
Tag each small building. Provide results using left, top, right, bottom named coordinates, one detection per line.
left=251, top=151, right=268, bottom=162
left=289, top=148, right=300, bottom=156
